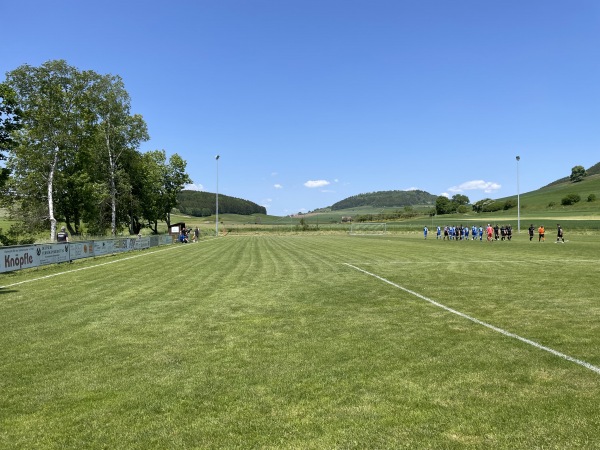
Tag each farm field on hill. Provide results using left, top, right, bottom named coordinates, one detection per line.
left=1, top=234, right=600, bottom=448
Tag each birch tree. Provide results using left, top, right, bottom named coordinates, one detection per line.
left=5, top=60, right=94, bottom=240
left=90, top=74, right=148, bottom=236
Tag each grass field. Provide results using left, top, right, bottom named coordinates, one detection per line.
left=1, top=232, right=600, bottom=448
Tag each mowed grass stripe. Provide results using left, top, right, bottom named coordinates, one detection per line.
left=344, top=262, right=600, bottom=375
left=1, top=235, right=599, bottom=448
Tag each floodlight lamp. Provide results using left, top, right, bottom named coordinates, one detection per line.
left=516, top=156, right=520, bottom=161
left=215, top=155, right=220, bottom=160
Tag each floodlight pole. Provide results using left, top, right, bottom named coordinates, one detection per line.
left=516, top=155, right=520, bottom=233
left=215, top=154, right=220, bottom=237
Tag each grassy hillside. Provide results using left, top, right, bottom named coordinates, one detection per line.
left=499, top=173, right=600, bottom=213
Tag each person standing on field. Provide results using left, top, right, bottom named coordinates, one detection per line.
left=556, top=224, right=565, bottom=243
left=57, top=226, right=69, bottom=243
left=486, top=224, right=494, bottom=242
left=538, top=225, right=545, bottom=242
left=528, top=224, right=535, bottom=241
left=423, top=226, right=428, bottom=239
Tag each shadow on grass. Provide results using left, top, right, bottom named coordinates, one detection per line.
left=0, top=288, right=18, bottom=294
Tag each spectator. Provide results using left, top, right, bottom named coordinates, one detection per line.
left=57, top=226, right=69, bottom=243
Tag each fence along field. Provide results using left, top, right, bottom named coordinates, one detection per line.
left=1, top=233, right=599, bottom=448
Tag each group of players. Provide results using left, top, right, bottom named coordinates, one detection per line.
left=423, top=223, right=565, bottom=243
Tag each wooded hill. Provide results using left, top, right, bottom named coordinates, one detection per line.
left=330, top=190, right=438, bottom=210
left=176, top=190, right=267, bottom=217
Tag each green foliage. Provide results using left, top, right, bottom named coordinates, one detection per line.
left=472, top=198, right=493, bottom=213
left=570, top=165, right=587, bottom=183
left=0, top=223, right=35, bottom=245
left=588, top=193, right=596, bottom=202
left=435, top=196, right=454, bottom=215
left=0, top=83, right=22, bottom=189
left=331, top=189, right=437, bottom=210
left=451, top=194, right=470, bottom=205
left=482, top=201, right=504, bottom=212
left=561, top=193, right=581, bottom=206
left=503, top=199, right=517, bottom=210
left=2, top=60, right=195, bottom=239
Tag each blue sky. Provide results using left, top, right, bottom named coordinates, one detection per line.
left=2, top=1, right=599, bottom=216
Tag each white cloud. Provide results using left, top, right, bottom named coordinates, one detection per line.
left=304, top=180, right=330, bottom=188
left=271, top=172, right=278, bottom=177
left=184, top=183, right=204, bottom=191
left=405, top=187, right=419, bottom=191
left=274, top=183, right=283, bottom=189
left=447, top=180, right=501, bottom=194
left=441, top=192, right=450, bottom=198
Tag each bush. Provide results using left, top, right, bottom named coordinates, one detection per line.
left=503, top=199, right=517, bottom=210
left=561, top=193, right=581, bottom=206
left=588, top=194, right=597, bottom=202
left=548, top=201, right=556, bottom=208
left=482, top=201, right=504, bottom=212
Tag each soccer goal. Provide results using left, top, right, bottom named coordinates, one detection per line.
left=349, top=222, right=387, bottom=235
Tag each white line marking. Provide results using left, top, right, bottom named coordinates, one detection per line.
left=344, top=263, right=600, bottom=375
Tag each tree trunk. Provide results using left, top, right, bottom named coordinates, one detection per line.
left=48, top=147, right=59, bottom=241
left=106, top=133, right=117, bottom=237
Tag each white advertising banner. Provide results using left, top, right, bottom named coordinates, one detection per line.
left=112, top=238, right=133, bottom=253
left=93, top=240, right=114, bottom=256
left=38, top=243, right=71, bottom=265
left=0, top=234, right=172, bottom=273
left=134, top=237, right=151, bottom=250
left=0, top=245, right=41, bottom=273
left=69, top=241, right=95, bottom=260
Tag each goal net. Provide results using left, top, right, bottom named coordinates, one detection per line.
left=349, top=222, right=387, bottom=235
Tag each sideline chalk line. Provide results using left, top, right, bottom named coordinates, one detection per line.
left=344, top=263, right=600, bottom=376
left=0, top=241, right=205, bottom=289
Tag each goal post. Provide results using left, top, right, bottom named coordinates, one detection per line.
left=349, top=222, right=387, bottom=235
